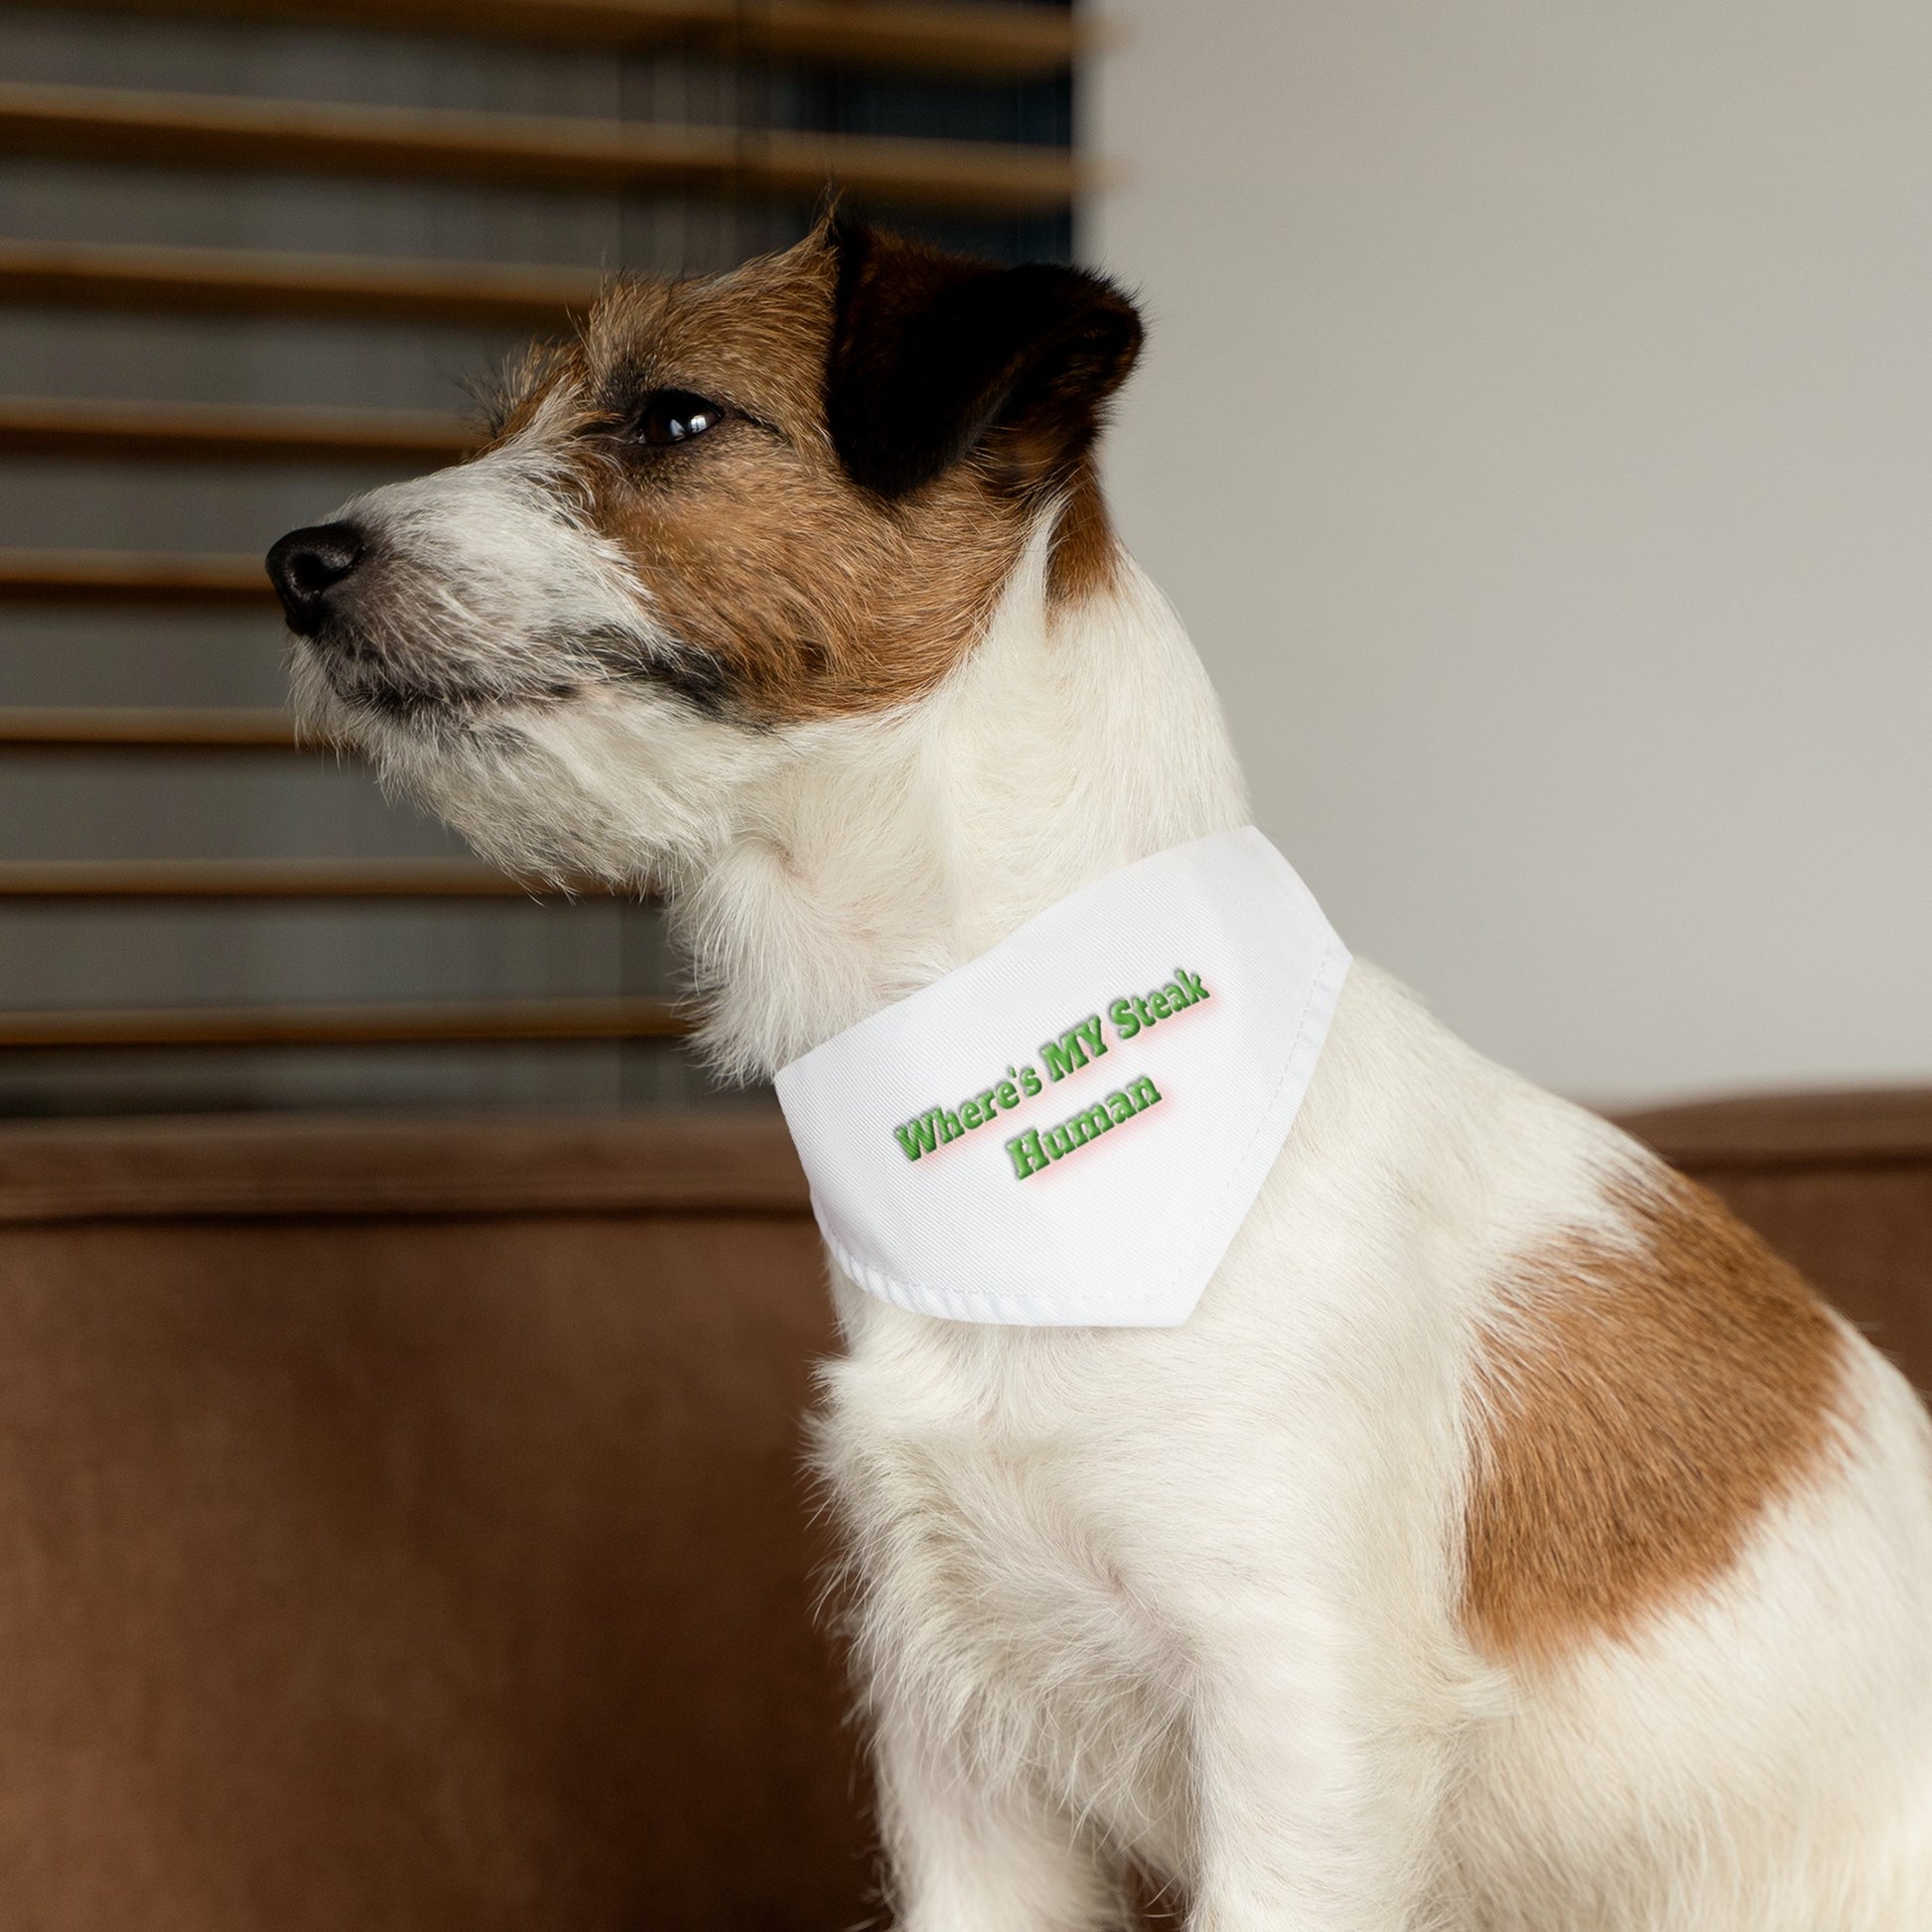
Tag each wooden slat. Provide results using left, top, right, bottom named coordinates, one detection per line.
left=0, top=859, right=570, bottom=898
left=0, top=708, right=301, bottom=749
left=3, top=0, right=1085, bottom=76
left=0, top=81, right=1086, bottom=215
left=0, top=995, right=686, bottom=1046
left=0, top=239, right=601, bottom=329
left=0, top=549, right=273, bottom=604
left=0, top=395, right=471, bottom=464
left=722, top=0, right=1084, bottom=75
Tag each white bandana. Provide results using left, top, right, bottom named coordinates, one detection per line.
left=773, top=828, right=1350, bottom=1327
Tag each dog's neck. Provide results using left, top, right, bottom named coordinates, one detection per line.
left=678, top=527, right=1252, bottom=1080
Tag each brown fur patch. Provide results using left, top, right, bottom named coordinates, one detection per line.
left=585, top=242, right=1028, bottom=722
left=1461, top=1167, right=1848, bottom=1665
left=480, top=227, right=1131, bottom=724
left=1045, top=460, right=1122, bottom=608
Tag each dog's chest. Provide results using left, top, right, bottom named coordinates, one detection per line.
left=820, top=1305, right=1192, bottom=1849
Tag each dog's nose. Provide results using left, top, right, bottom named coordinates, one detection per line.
left=266, top=522, right=364, bottom=635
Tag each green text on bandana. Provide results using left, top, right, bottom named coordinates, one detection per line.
left=890, top=968, right=1209, bottom=1180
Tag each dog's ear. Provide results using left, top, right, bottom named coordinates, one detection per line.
left=825, top=215, right=1144, bottom=500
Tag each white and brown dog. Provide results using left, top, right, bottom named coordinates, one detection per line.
left=268, top=218, right=1932, bottom=1930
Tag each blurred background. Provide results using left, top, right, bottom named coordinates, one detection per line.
left=0, top=0, right=1925, bottom=1121
left=1096, top=0, right=1932, bottom=1106
left=0, top=0, right=1072, bottom=1118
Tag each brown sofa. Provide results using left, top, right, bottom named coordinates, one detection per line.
left=0, top=1093, right=1925, bottom=1930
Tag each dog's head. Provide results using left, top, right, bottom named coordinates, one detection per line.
left=267, top=217, right=1142, bottom=887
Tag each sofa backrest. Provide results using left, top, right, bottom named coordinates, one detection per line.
left=0, top=1092, right=1924, bottom=1929
left=0, top=1111, right=862, bottom=1932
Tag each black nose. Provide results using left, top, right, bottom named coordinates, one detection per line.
left=266, top=522, right=364, bottom=635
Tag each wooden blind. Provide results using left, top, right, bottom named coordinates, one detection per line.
left=0, top=0, right=1082, bottom=1114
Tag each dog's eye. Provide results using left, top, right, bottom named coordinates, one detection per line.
left=632, top=389, right=726, bottom=447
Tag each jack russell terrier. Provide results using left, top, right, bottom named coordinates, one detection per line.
left=268, top=216, right=1932, bottom=1931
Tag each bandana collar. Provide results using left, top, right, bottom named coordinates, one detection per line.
left=774, top=827, right=1349, bottom=1327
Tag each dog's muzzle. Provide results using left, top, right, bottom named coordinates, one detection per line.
left=266, top=522, right=365, bottom=637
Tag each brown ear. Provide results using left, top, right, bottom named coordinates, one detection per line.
left=824, top=216, right=1143, bottom=501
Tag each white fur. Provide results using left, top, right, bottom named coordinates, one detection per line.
left=297, top=483, right=1932, bottom=1930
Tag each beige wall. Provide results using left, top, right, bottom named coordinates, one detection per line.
left=1088, top=0, right=1932, bottom=1104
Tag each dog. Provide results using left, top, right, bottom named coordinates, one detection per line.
left=268, top=215, right=1932, bottom=1930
